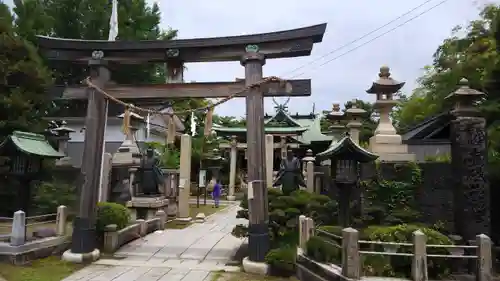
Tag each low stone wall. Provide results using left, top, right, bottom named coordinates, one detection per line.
left=103, top=210, right=166, bottom=253
left=296, top=249, right=345, bottom=281
left=0, top=205, right=70, bottom=264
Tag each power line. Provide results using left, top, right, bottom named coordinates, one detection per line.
left=288, top=0, right=450, bottom=79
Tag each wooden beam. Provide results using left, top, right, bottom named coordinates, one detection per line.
left=219, top=143, right=300, bottom=149
left=51, top=79, right=311, bottom=100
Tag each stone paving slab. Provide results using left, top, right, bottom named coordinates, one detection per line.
left=63, top=203, right=245, bottom=281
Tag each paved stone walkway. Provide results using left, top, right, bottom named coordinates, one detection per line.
left=62, top=203, right=246, bottom=281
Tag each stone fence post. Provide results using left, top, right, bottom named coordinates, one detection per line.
left=412, top=230, right=428, bottom=281
left=10, top=210, right=26, bottom=246
left=103, top=224, right=118, bottom=253
left=155, top=210, right=166, bottom=230
left=341, top=227, right=360, bottom=280
left=137, top=219, right=147, bottom=237
left=298, top=216, right=314, bottom=250
left=476, top=234, right=492, bottom=281
left=56, top=205, right=68, bottom=236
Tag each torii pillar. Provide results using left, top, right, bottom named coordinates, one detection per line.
left=242, top=45, right=269, bottom=264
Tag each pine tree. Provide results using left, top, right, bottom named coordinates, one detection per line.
left=0, top=2, right=53, bottom=138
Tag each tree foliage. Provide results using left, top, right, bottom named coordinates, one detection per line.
left=394, top=5, right=500, bottom=131
left=0, top=2, right=53, bottom=137
left=13, top=0, right=177, bottom=85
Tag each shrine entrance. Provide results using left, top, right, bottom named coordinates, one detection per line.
left=37, top=23, right=327, bottom=263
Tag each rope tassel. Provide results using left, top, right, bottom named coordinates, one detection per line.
left=122, top=107, right=131, bottom=136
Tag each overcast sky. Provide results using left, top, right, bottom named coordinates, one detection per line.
left=3, top=0, right=496, bottom=117
left=157, top=0, right=494, bottom=117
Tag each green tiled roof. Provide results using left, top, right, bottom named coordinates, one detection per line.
left=292, top=117, right=335, bottom=145
left=316, top=136, right=378, bottom=163
left=6, top=131, right=64, bottom=158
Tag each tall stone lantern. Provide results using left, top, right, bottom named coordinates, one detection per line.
left=366, top=66, right=414, bottom=161
left=53, top=122, right=76, bottom=166
left=113, top=109, right=144, bottom=166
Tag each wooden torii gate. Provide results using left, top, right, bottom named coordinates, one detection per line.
left=37, top=23, right=327, bottom=263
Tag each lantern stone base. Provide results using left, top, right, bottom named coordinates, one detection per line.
left=369, top=134, right=415, bottom=162
left=126, top=196, right=169, bottom=221
left=242, top=257, right=269, bottom=275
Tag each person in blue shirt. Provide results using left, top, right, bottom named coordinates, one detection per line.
left=212, top=180, right=221, bottom=208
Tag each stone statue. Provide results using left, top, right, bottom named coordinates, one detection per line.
left=135, top=148, right=163, bottom=196
left=273, top=149, right=305, bottom=195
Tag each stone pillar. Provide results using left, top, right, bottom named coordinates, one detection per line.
left=241, top=45, right=269, bottom=263
left=476, top=234, right=492, bottom=281
left=177, top=134, right=192, bottom=221
left=56, top=205, right=68, bottom=236
left=265, top=134, right=274, bottom=188
left=341, top=227, right=360, bottom=280
left=10, top=210, right=25, bottom=246
left=98, top=153, right=112, bottom=202
left=227, top=136, right=237, bottom=201
left=412, top=230, right=428, bottom=281
left=64, top=54, right=109, bottom=262
left=449, top=78, right=489, bottom=241
left=306, top=161, right=315, bottom=193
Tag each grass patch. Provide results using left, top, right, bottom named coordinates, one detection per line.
left=211, top=272, right=298, bottom=281
left=0, top=256, right=84, bottom=281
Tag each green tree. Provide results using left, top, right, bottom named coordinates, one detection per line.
left=0, top=2, right=53, bottom=138
left=13, top=0, right=177, bottom=85
left=394, top=4, right=500, bottom=131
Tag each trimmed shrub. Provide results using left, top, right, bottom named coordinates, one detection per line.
left=96, top=202, right=130, bottom=232
left=265, top=247, right=296, bottom=277
left=305, top=236, right=340, bottom=264
left=365, top=224, right=451, bottom=278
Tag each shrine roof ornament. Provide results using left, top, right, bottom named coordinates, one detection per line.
left=316, top=134, right=378, bottom=163
left=36, top=23, right=327, bottom=63
left=0, top=131, right=65, bottom=158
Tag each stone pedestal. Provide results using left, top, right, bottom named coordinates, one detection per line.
left=126, top=196, right=169, bottom=221
left=369, top=134, right=415, bottom=161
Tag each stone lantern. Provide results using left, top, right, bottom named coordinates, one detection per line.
left=326, top=103, right=345, bottom=133
left=345, top=100, right=366, bottom=145
left=113, top=109, right=144, bottom=166
left=53, top=121, right=76, bottom=166
left=316, top=134, right=378, bottom=226
left=366, top=66, right=414, bottom=161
